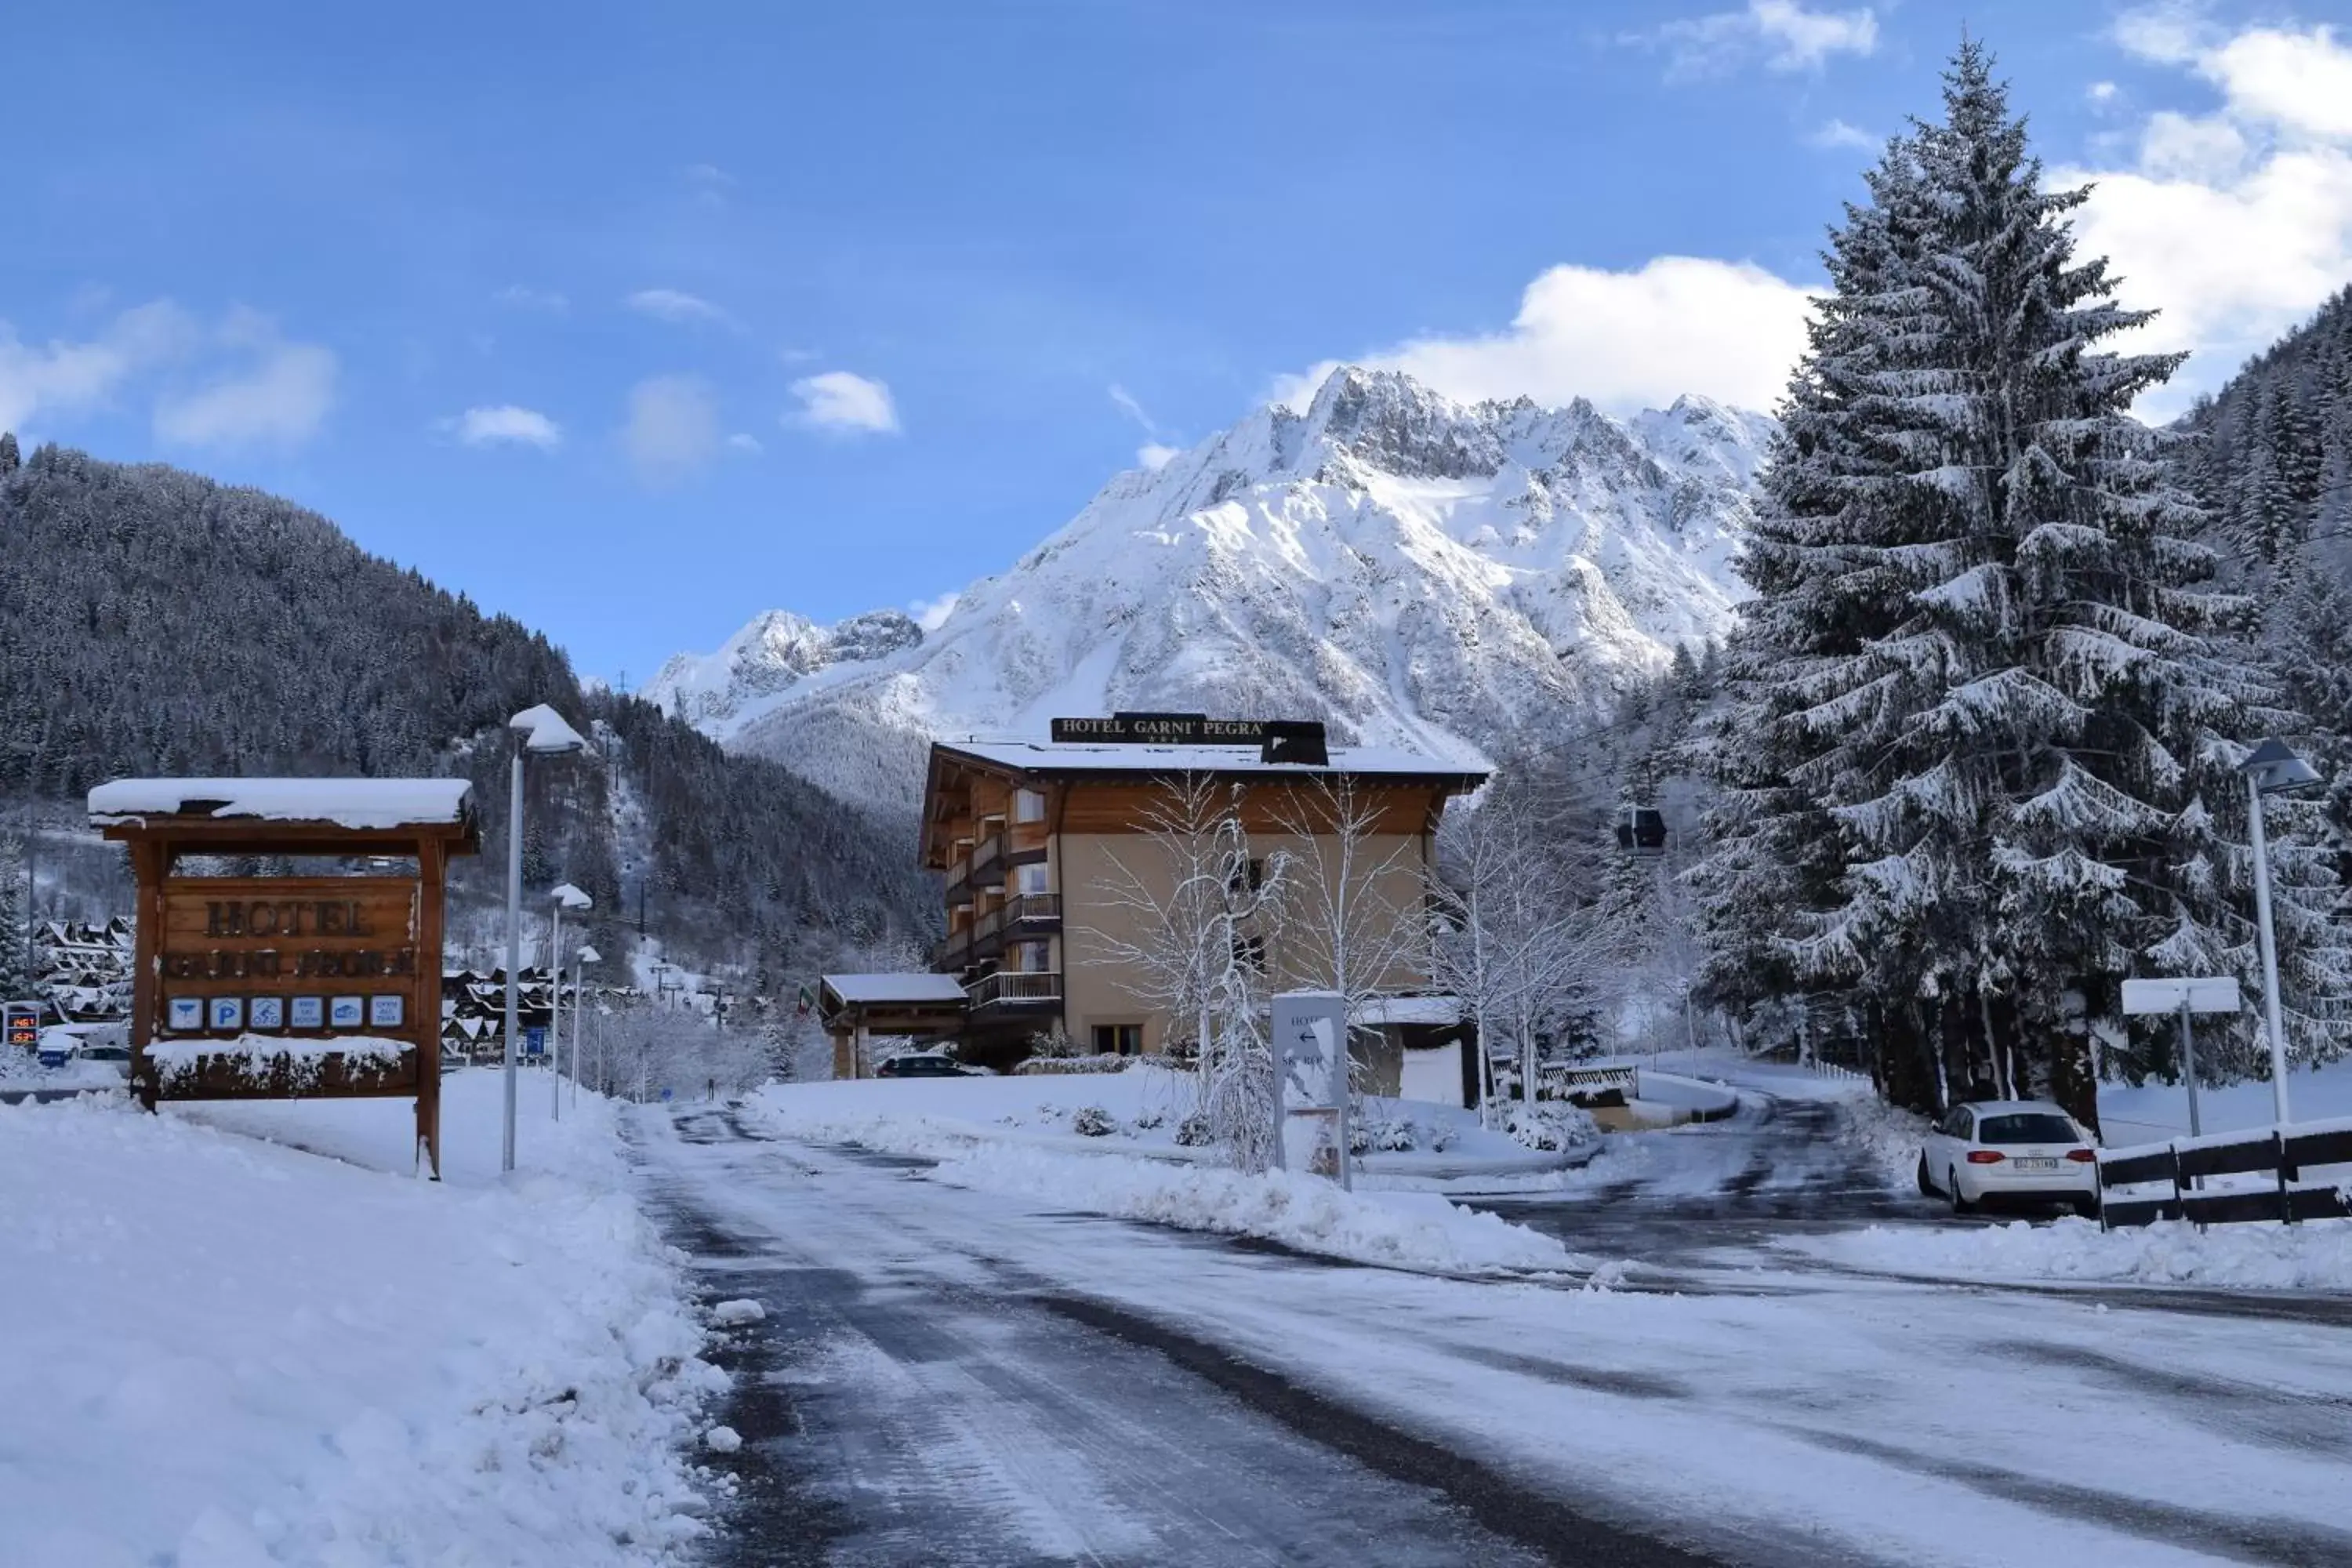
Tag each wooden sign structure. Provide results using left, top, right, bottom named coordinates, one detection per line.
left=88, top=779, right=480, bottom=1178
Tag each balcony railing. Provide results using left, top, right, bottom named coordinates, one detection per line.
left=943, top=857, right=973, bottom=905
left=1004, top=893, right=1062, bottom=927
left=973, top=907, right=1004, bottom=943
left=931, top=927, right=971, bottom=970
left=969, top=833, right=1006, bottom=888
left=967, top=971, right=1062, bottom=1010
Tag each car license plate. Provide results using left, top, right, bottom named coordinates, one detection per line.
left=2014, top=1157, right=2059, bottom=1171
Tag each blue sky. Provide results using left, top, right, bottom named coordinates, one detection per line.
left=5, top=1, right=2351, bottom=687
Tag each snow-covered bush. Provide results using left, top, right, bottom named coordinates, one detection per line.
left=1173, top=1112, right=1213, bottom=1147
left=1015, top=1052, right=1136, bottom=1076
left=1069, top=1105, right=1118, bottom=1137
left=1502, top=1101, right=1598, bottom=1152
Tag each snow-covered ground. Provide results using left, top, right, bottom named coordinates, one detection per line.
left=1791, top=1214, right=2352, bottom=1291
left=0, top=1069, right=722, bottom=1568
left=742, top=1066, right=1587, bottom=1272
left=648, top=1099, right=2352, bottom=1567
left=745, top=1062, right=1589, bottom=1177
left=2100, top=1054, right=2352, bottom=1144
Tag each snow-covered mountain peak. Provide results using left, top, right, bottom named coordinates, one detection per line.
left=654, top=366, right=1774, bottom=806
left=641, top=606, right=921, bottom=730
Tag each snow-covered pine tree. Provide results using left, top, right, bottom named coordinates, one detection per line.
left=0, top=432, right=20, bottom=479
left=1695, top=132, right=1938, bottom=1088
left=0, top=837, right=29, bottom=1000
left=1710, top=42, right=2352, bottom=1122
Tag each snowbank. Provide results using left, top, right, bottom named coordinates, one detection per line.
left=745, top=1069, right=1579, bottom=1272
left=927, top=1142, right=1581, bottom=1274
left=1792, top=1216, right=2352, bottom=1292
left=743, top=1064, right=1588, bottom=1179
left=0, top=1069, right=721, bottom=1567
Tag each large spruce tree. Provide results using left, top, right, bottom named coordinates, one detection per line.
left=1704, top=43, right=2352, bottom=1122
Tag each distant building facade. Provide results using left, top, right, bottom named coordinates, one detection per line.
left=908, top=722, right=1486, bottom=1078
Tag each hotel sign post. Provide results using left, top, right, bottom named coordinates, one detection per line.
left=89, top=779, right=478, bottom=1178
left=1272, top=989, right=1350, bottom=1189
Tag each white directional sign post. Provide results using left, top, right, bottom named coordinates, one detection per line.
left=2120, top=976, right=2243, bottom=1140
left=1272, top=989, right=1350, bottom=1189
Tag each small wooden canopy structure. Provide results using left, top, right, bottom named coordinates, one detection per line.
left=90, top=778, right=480, bottom=1178
left=818, top=972, right=968, bottom=1079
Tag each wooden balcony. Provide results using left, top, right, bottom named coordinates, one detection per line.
left=969, top=832, right=1005, bottom=889
left=971, top=906, right=1005, bottom=959
left=931, top=926, right=971, bottom=970
left=966, top=971, right=1062, bottom=1011
left=1004, top=892, right=1062, bottom=930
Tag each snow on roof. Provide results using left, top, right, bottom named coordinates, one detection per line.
left=939, top=740, right=1487, bottom=781
left=89, top=778, right=474, bottom=829
left=1355, top=995, right=1465, bottom=1026
left=822, top=973, right=970, bottom=1005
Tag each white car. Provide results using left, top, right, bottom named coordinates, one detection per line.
left=1917, top=1099, right=2099, bottom=1215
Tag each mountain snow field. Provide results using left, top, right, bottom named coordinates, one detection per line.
left=647, top=366, right=1773, bottom=804
left=0, top=1074, right=723, bottom=1568
left=742, top=1066, right=1588, bottom=1272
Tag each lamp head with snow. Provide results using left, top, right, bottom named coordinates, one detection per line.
left=509, top=704, right=587, bottom=756
left=550, top=883, right=593, bottom=910
left=575, top=945, right=600, bottom=966
left=2238, top=738, right=2322, bottom=797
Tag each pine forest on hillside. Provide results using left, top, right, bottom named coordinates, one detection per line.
left=0, top=443, right=938, bottom=993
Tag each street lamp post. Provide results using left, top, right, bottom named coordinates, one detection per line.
left=503, top=704, right=587, bottom=1173
left=572, top=943, right=600, bottom=1109
left=547, top=883, right=591, bottom=1123
left=2238, top=737, right=2324, bottom=1128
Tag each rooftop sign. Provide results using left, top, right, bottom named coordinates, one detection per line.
left=1049, top=713, right=1280, bottom=745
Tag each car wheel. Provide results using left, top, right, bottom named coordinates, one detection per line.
left=1916, top=1153, right=1936, bottom=1196
left=1947, top=1169, right=1973, bottom=1217
left=2072, top=1196, right=2100, bottom=1221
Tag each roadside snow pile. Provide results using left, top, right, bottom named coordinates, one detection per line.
left=742, top=1064, right=1585, bottom=1178
left=1793, top=1216, right=2352, bottom=1291
left=927, top=1141, right=1581, bottom=1273
left=0, top=1072, right=721, bottom=1567
left=1839, top=1091, right=1938, bottom=1189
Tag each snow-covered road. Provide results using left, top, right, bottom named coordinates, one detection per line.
left=637, top=1101, right=2352, bottom=1568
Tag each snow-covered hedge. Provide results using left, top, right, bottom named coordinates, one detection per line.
left=1015, top=1053, right=1138, bottom=1075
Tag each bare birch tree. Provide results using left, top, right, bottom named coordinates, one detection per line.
left=1430, top=778, right=1592, bottom=1120
left=1088, top=774, right=1290, bottom=1168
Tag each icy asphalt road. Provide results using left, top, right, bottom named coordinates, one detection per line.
left=636, top=1103, right=2352, bottom=1568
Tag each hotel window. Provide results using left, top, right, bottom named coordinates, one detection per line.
left=1232, top=934, right=1267, bottom=973
left=1092, top=1023, right=1144, bottom=1056
left=1014, top=788, right=1047, bottom=823
left=1226, top=855, right=1265, bottom=893
left=1008, top=940, right=1052, bottom=974
left=1014, top=862, right=1050, bottom=895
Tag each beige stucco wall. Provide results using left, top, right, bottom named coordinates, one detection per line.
left=1056, top=829, right=1435, bottom=1056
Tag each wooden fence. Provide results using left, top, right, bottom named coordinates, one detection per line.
left=2098, top=1116, right=2352, bottom=1229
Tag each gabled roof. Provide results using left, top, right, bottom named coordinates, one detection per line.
left=822, top=972, right=969, bottom=1005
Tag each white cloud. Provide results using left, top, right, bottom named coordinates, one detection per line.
left=1109, top=383, right=1182, bottom=468
left=495, top=285, right=569, bottom=314
left=153, top=312, right=336, bottom=450
left=908, top=590, right=960, bottom=631
left=2088, top=80, right=2121, bottom=104
left=1805, top=118, right=1878, bottom=151
left=1272, top=256, right=1816, bottom=415
left=626, top=288, right=732, bottom=327
left=683, top=164, right=735, bottom=206
left=448, top=404, right=562, bottom=450
left=725, top=431, right=764, bottom=455
left=2069, top=14, right=2352, bottom=415
left=788, top=370, right=900, bottom=435
left=622, top=374, right=720, bottom=485
left=1138, top=442, right=1181, bottom=470
left=1647, top=1, right=1878, bottom=78
left=0, top=300, right=196, bottom=433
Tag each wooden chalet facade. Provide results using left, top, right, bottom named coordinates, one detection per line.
left=918, top=726, right=1487, bottom=1072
